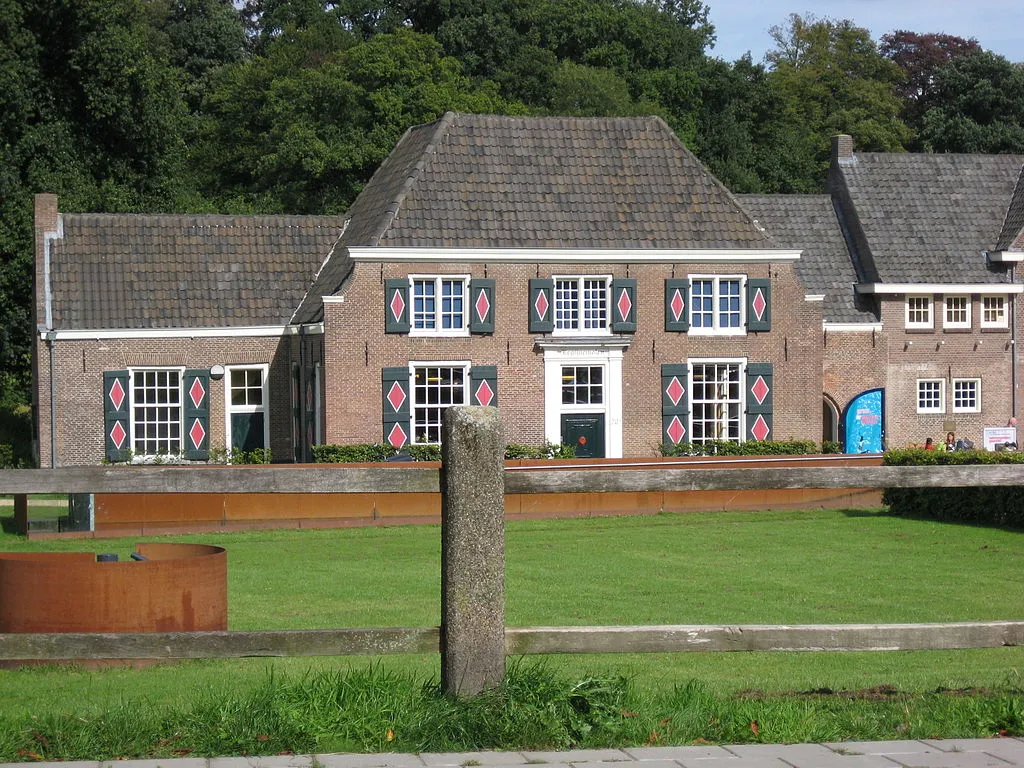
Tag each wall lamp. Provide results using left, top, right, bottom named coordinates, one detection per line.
left=904, top=340, right=913, bottom=351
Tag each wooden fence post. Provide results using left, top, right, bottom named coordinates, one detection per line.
left=13, top=494, right=28, bottom=535
left=440, top=405, right=506, bottom=697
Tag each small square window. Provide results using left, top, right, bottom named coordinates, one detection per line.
left=916, top=379, right=945, bottom=413
left=981, top=295, right=1007, bottom=328
left=906, top=295, right=933, bottom=329
left=943, top=295, right=970, bottom=329
left=952, top=378, right=981, bottom=413
left=410, top=276, right=469, bottom=335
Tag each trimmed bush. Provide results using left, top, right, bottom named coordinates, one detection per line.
left=882, top=448, right=1024, bottom=527
left=313, top=442, right=575, bottom=463
left=659, top=439, right=817, bottom=457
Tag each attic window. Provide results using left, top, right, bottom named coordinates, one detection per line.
left=905, top=295, right=933, bottom=330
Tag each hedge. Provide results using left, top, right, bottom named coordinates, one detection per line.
left=659, top=439, right=818, bottom=457
left=882, top=448, right=1024, bottom=527
left=312, top=442, right=575, bottom=463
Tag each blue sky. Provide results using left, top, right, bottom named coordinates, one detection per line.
left=705, top=1, right=1024, bottom=64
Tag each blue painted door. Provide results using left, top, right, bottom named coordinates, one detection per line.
left=843, top=388, right=884, bottom=454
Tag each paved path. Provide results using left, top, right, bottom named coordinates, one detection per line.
left=3, top=741, right=1022, bottom=768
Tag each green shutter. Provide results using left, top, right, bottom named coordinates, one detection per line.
left=661, top=364, right=689, bottom=446
left=103, top=370, right=130, bottom=462
left=183, top=369, right=210, bottom=460
left=746, top=278, right=772, bottom=332
left=385, top=278, right=410, bottom=333
left=529, top=278, right=554, bottom=333
left=665, top=279, right=690, bottom=332
left=610, top=278, right=637, bottom=333
left=304, top=366, right=316, bottom=455
left=746, top=363, right=773, bottom=441
left=382, top=367, right=411, bottom=448
left=469, top=278, right=495, bottom=334
left=470, top=365, right=498, bottom=407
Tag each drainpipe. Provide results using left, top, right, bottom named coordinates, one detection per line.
left=1012, top=265, right=1018, bottom=420
left=298, top=324, right=307, bottom=463
left=47, top=332, right=58, bottom=467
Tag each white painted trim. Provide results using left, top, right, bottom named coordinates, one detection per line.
left=224, top=363, right=270, bottom=453
left=44, top=323, right=323, bottom=340
left=824, top=322, right=883, bottom=332
left=905, top=295, right=934, bottom=330
left=543, top=346, right=624, bottom=459
left=41, top=215, right=64, bottom=331
left=804, top=294, right=825, bottom=302
left=951, top=377, right=982, bottom=414
left=988, top=250, right=1024, bottom=263
left=322, top=296, right=345, bottom=304
left=856, top=283, right=1023, bottom=294
left=407, top=360, right=472, bottom=445
left=941, top=294, right=972, bottom=330
left=407, top=274, right=472, bottom=337
left=349, top=247, right=802, bottom=264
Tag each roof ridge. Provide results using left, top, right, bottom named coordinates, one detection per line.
left=366, top=111, right=457, bottom=245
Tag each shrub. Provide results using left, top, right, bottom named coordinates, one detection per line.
left=659, top=439, right=817, bottom=457
left=882, top=448, right=1024, bottom=527
left=313, top=442, right=575, bottom=463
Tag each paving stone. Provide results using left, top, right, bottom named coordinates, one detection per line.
left=520, top=751, right=632, bottom=764
left=419, top=753, right=528, bottom=766
left=725, top=744, right=841, bottom=761
left=825, top=742, right=937, bottom=756
left=315, top=755, right=426, bottom=768
left=102, top=761, right=207, bottom=768
left=674, top=756, right=791, bottom=768
left=621, top=747, right=732, bottom=761
left=883, top=752, right=1016, bottom=767
left=210, top=756, right=314, bottom=768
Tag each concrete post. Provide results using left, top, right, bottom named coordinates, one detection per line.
left=440, top=405, right=506, bottom=697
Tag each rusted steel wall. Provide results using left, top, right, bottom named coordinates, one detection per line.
left=0, top=544, right=226, bottom=632
left=84, top=456, right=884, bottom=537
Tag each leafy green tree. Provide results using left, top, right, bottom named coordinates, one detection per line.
left=765, top=13, right=910, bottom=186
left=917, top=51, right=1024, bottom=153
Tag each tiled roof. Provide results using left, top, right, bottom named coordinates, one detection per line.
left=996, top=165, right=1024, bottom=251
left=834, top=152, right=1024, bottom=283
left=293, top=112, right=774, bottom=322
left=738, top=195, right=877, bottom=324
left=50, top=214, right=345, bottom=330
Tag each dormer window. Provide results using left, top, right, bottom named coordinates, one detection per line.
left=981, top=295, right=1008, bottom=328
left=906, top=295, right=933, bottom=329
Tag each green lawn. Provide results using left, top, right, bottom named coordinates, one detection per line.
left=1, top=508, right=1022, bottom=716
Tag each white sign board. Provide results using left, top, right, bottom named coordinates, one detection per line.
left=982, top=427, right=1018, bottom=451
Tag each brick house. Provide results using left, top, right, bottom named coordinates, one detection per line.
left=31, top=116, right=1022, bottom=466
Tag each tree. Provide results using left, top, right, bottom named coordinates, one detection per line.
left=879, top=30, right=981, bottom=146
left=765, top=14, right=909, bottom=186
left=917, top=51, right=1024, bottom=153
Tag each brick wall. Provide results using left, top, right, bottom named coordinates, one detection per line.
left=322, top=258, right=823, bottom=456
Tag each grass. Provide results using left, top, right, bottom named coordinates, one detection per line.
left=0, top=508, right=1021, bottom=757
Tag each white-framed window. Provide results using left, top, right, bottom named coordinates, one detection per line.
left=981, top=295, right=1008, bottom=328
left=553, top=276, right=610, bottom=334
left=225, top=364, right=269, bottom=452
left=943, top=295, right=971, bottom=329
left=561, top=365, right=604, bottom=406
left=130, top=368, right=184, bottom=456
left=916, top=379, right=945, bottom=413
left=690, top=360, right=743, bottom=444
left=906, top=295, right=933, bottom=329
left=952, top=378, right=981, bottom=413
left=410, top=275, right=469, bottom=336
left=411, top=362, right=469, bottom=444
left=690, top=276, right=744, bottom=334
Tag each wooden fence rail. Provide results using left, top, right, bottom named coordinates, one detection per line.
left=1, top=408, right=1021, bottom=695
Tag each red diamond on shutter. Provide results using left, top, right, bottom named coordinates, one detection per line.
left=751, top=375, right=769, bottom=405
left=387, top=422, right=407, bottom=448
left=475, top=379, right=494, bottom=407
left=617, top=288, right=632, bottom=321
left=189, top=377, right=206, bottom=409
left=109, top=421, right=127, bottom=449
left=390, top=289, right=406, bottom=322
left=108, top=379, right=126, bottom=411
left=534, top=290, right=549, bottom=321
left=475, top=289, right=490, bottom=323
left=752, top=287, right=767, bottom=320
left=386, top=381, right=406, bottom=412
left=307, top=422, right=314, bottom=447
left=189, top=418, right=206, bottom=449
left=306, top=381, right=313, bottom=410
left=666, top=415, right=686, bottom=444
left=670, top=289, right=685, bottom=322
left=751, top=415, right=770, bottom=441
left=665, top=376, right=685, bottom=406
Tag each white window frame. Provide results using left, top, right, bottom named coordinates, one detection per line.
left=128, top=366, right=186, bottom=459
left=688, top=275, right=746, bottom=336
left=916, top=378, right=945, bottom=414
left=689, top=358, right=746, bottom=444
left=981, top=294, right=1008, bottom=329
left=543, top=346, right=623, bottom=458
left=942, top=295, right=971, bottom=329
left=905, top=295, right=933, bottom=330
left=409, top=274, right=470, bottom=337
left=952, top=378, right=981, bottom=413
left=224, top=364, right=270, bottom=453
left=552, top=275, right=612, bottom=336
left=409, top=360, right=470, bottom=445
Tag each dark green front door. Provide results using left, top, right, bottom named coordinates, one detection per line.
left=561, top=414, right=605, bottom=458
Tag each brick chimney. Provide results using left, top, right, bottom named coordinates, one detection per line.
left=831, top=134, right=855, bottom=165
